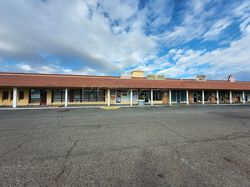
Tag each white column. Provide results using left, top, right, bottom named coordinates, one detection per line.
left=243, top=91, right=245, bottom=104
left=169, top=89, right=172, bottom=105
left=107, top=89, right=111, bottom=106
left=130, top=89, right=133, bottom=106
left=151, top=89, right=153, bottom=106
left=202, top=90, right=205, bottom=104
left=186, top=90, right=189, bottom=105
left=229, top=91, right=232, bottom=104
left=216, top=90, right=219, bottom=104
left=64, top=88, right=68, bottom=107
left=12, top=87, right=17, bottom=108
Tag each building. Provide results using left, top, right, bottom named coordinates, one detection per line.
left=0, top=71, right=250, bottom=108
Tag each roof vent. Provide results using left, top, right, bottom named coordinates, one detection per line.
left=228, top=75, right=236, bottom=82
left=196, top=75, right=207, bottom=81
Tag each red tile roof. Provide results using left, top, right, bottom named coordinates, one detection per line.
left=0, top=72, right=250, bottom=90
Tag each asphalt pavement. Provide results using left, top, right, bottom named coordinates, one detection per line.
left=0, top=105, right=250, bottom=186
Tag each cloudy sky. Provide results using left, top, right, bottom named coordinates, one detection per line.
left=0, top=0, right=250, bottom=80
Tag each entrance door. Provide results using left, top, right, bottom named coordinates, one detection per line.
left=193, top=93, right=197, bottom=102
left=116, top=92, right=121, bottom=103
left=40, top=89, right=47, bottom=105
left=177, top=92, right=181, bottom=103
left=139, top=90, right=150, bottom=103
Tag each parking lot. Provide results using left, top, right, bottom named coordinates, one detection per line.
left=0, top=105, right=250, bottom=186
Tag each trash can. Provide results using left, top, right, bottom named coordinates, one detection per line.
left=138, top=100, right=145, bottom=106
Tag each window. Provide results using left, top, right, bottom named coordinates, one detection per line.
left=90, top=90, right=97, bottom=101
left=204, top=91, right=210, bottom=101
left=69, top=89, right=74, bottom=102
left=2, top=91, right=9, bottom=100
left=73, top=90, right=81, bottom=102
left=19, top=91, right=24, bottom=100
left=153, top=90, right=163, bottom=101
left=193, top=91, right=202, bottom=102
left=180, top=90, right=186, bottom=102
left=171, top=91, right=177, bottom=102
left=96, top=89, right=105, bottom=101
left=52, top=89, right=65, bottom=102
left=82, top=89, right=105, bottom=102
left=30, top=89, right=40, bottom=103
left=171, top=90, right=186, bottom=102
left=82, top=89, right=90, bottom=101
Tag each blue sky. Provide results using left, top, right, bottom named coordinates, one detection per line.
left=0, top=0, right=250, bottom=80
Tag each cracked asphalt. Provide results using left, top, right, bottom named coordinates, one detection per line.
left=0, top=105, right=250, bottom=186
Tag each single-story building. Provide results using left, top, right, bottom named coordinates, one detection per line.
left=0, top=71, right=250, bottom=108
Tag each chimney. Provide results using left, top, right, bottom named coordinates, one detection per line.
left=228, top=75, right=236, bottom=82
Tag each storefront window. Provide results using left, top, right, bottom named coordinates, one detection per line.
left=171, top=90, right=186, bottom=103
left=180, top=90, right=186, bottom=102
left=138, top=90, right=150, bottom=102
left=246, top=91, right=250, bottom=101
left=30, top=89, right=40, bottom=103
left=153, top=90, right=163, bottom=101
left=204, top=91, right=210, bottom=101
left=219, top=91, right=229, bottom=102
left=19, top=91, right=24, bottom=100
left=171, top=91, right=177, bottom=102
left=82, top=89, right=105, bottom=102
left=97, top=89, right=105, bottom=101
left=73, top=90, right=81, bottom=102
left=2, top=91, right=9, bottom=100
left=193, top=91, right=202, bottom=103
left=52, top=89, right=65, bottom=102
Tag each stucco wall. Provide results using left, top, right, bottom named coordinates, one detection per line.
left=17, top=88, right=29, bottom=106
left=131, top=71, right=144, bottom=78
left=0, top=88, right=12, bottom=106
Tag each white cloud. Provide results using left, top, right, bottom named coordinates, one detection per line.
left=203, top=18, right=232, bottom=40
left=156, top=27, right=250, bottom=80
left=232, top=1, right=250, bottom=20
left=17, top=64, right=32, bottom=71
left=0, top=0, right=157, bottom=74
left=0, top=0, right=250, bottom=81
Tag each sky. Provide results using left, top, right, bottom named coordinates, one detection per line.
left=0, top=0, right=250, bottom=81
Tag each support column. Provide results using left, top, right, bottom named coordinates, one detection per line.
left=216, top=90, right=219, bottom=104
left=64, top=88, right=68, bottom=107
left=202, top=90, right=205, bottom=104
left=12, top=87, right=17, bottom=108
left=229, top=91, right=232, bottom=104
left=107, top=89, right=111, bottom=106
left=243, top=91, right=245, bottom=104
left=169, top=90, right=172, bottom=106
left=130, top=89, right=133, bottom=106
left=186, top=90, right=189, bottom=105
left=151, top=89, right=153, bottom=106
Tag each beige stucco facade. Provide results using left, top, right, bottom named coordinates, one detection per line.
left=0, top=88, right=249, bottom=107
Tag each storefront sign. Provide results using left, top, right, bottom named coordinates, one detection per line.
left=147, top=74, right=165, bottom=80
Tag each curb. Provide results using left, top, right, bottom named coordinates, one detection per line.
left=0, top=103, right=249, bottom=111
